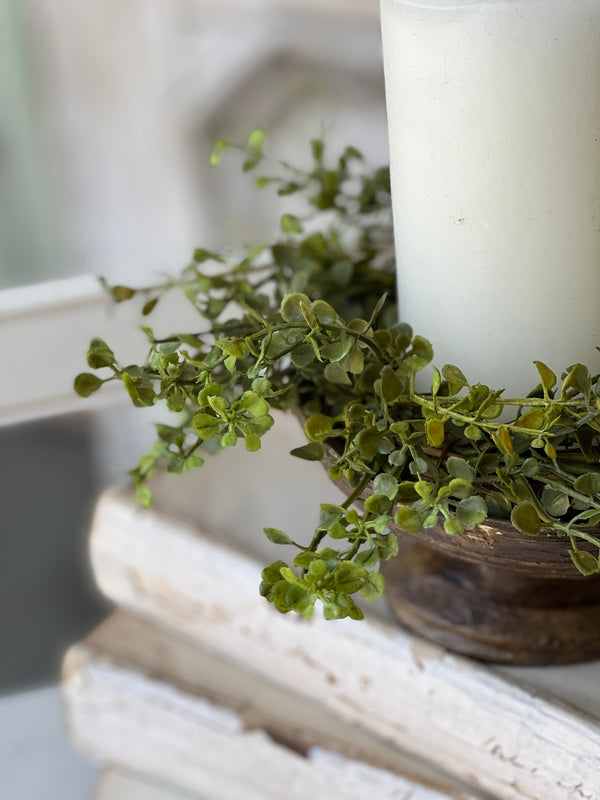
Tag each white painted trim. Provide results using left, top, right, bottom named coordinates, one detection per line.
left=200, top=0, right=380, bottom=19
left=0, top=275, right=102, bottom=319
left=0, top=275, right=193, bottom=427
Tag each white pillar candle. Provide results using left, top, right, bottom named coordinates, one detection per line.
left=380, top=0, right=600, bottom=395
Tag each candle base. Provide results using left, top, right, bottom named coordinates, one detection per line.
left=381, top=533, right=600, bottom=666
left=315, top=419, right=600, bottom=665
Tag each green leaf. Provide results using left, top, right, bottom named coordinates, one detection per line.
left=261, top=561, right=288, bottom=586
left=334, top=562, right=366, bottom=594
left=372, top=474, right=399, bottom=501
left=290, top=442, right=325, bottom=461
left=86, top=338, right=115, bottom=369
left=122, top=372, right=142, bottom=406
left=267, top=580, right=292, bottom=613
left=569, top=550, right=600, bottom=576
left=560, top=363, right=589, bottom=400
left=514, top=408, right=545, bottom=431
left=285, top=584, right=314, bottom=616
left=246, top=128, right=264, bottom=155
left=447, top=478, right=473, bottom=499
left=541, top=486, right=570, bottom=517
left=142, top=298, right=159, bottom=316
left=217, top=338, right=247, bottom=358
left=192, top=413, right=221, bottom=440
left=380, top=366, right=404, bottom=404
left=209, top=138, right=229, bottom=166
left=135, top=484, right=152, bottom=507
left=324, top=362, right=351, bottom=386
left=251, top=377, right=271, bottom=396
left=356, top=428, right=381, bottom=460
left=375, top=532, right=399, bottom=560
left=534, top=360, right=557, bottom=395
left=456, top=496, right=487, bottom=527
left=311, top=138, right=324, bottom=164
left=426, top=418, right=445, bottom=448
left=111, top=285, right=135, bottom=302
left=415, top=481, right=433, bottom=502
left=186, top=453, right=204, bottom=470
left=521, top=458, right=540, bottom=478
left=345, top=347, right=364, bottom=375
left=244, top=433, right=262, bottom=452
left=574, top=472, right=600, bottom=497
left=321, top=337, right=353, bottom=363
left=221, top=428, right=237, bottom=447
left=395, top=507, right=427, bottom=533
left=361, top=571, right=385, bottom=601
left=300, top=300, right=319, bottom=329
left=280, top=567, right=298, bottom=584
left=290, top=343, right=315, bottom=369
left=355, top=549, right=379, bottom=569
left=444, top=516, right=465, bottom=536
left=264, top=528, right=293, bottom=545
left=442, top=364, right=468, bottom=393
left=432, top=366, right=442, bottom=397
left=280, top=292, right=311, bottom=323
left=464, top=424, right=483, bottom=441
left=495, top=426, right=514, bottom=455
left=194, top=247, right=225, bottom=264
left=74, top=373, right=103, bottom=397
left=446, top=457, right=476, bottom=483
left=511, top=501, right=542, bottom=536
left=388, top=449, right=406, bottom=468
left=305, top=414, right=334, bottom=441
left=238, top=391, right=269, bottom=418
left=281, top=214, right=303, bottom=235
left=404, top=335, right=433, bottom=372
left=310, top=299, right=338, bottom=325
left=364, top=494, right=391, bottom=515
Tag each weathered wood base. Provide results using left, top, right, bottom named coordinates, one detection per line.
left=383, top=540, right=600, bottom=665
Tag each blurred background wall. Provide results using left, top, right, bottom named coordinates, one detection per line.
left=0, top=0, right=386, bottom=704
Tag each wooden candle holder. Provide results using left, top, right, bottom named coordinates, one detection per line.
left=332, top=468, right=600, bottom=666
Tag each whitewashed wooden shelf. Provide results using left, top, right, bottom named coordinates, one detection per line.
left=63, top=413, right=600, bottom=800
left=95, top=770, right=198, bottom=800
left=65, top=613, right=477, bottom=800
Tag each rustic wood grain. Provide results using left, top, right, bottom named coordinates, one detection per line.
left=63, top=628, right=478, bottom=800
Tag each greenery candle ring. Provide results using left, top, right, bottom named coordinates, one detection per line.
left=75, top=133, right=600, bottom=624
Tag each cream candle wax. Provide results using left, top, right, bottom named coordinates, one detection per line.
left=380, top=0, right=600, bottom=395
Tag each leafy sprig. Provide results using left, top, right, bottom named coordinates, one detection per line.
left=75, top=130, right=600, bottom=621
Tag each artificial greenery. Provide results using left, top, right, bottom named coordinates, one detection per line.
left=76, top=130, right=600, bottom=621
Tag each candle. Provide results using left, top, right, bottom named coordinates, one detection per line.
left=380, top=0, right=600, bottom=395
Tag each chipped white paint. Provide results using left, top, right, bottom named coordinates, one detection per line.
left=79, top=612, right=475, bottom=794
left=63, top=642, right=469, bottom=800
left=90, top=490, right=600, bottom=800
left=96, top=770, right=198, bottom=800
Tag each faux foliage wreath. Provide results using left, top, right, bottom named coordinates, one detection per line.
left=76, top=131, right=600, bottom=621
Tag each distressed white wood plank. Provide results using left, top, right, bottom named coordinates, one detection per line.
left=80, top=612, right=477, bottom=795
left=63, top=639, right=474, bottom=800
left=89, top=488, right=600, bottom=800
left=96, top=769, right=199, bottom=800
